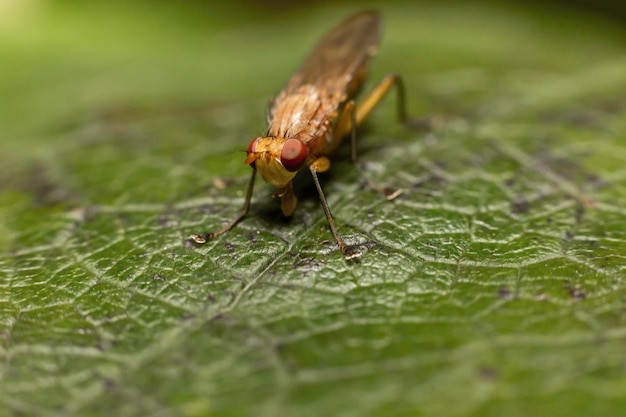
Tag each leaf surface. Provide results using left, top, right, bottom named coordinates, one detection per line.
left=1, top=2, right=626, bottom=416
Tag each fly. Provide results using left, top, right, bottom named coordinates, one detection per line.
left=190, top=10, right=407, bottom=259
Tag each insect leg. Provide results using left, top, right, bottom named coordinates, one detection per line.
left=333, top=73, right=407, bottom=160
left=334, top=101, right=402, bottom=200
left=309, top=161, right=362, bottom=260
left=330, top=100, right=361, bottom=166
left=189, top=169, right=257, bottom=244
left=356, top=72, right=407, bottom=126
left=358, top=74, right=406, bottom=199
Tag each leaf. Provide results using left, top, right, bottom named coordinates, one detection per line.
left=1, top=2, right=626, bottom=416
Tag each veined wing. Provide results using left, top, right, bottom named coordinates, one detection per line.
left=283, top=10, right=381, bottom=106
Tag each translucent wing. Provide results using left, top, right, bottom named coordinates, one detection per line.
left=284, top=10, right=381, bottom=107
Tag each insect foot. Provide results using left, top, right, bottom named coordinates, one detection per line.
left=188, top=233, right=214, bottom=244
left=342, top=244, right=366, bottom=260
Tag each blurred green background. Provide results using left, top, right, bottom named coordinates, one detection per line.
left=1, top=1, right=626, bottom=416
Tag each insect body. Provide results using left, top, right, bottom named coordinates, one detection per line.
left=191, top=10, right=406, bottom=259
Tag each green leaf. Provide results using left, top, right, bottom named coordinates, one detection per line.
left=2, top=1, right=626, bottom=416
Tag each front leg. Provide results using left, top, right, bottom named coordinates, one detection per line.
left=309, top=158, right=362, bottom=260
left=190, top=169, right=257, bottom=244
left=333, top=99, right=403, bottom=200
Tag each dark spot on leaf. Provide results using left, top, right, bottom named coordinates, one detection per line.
left=586, top=174, right=606, bottom=190
left=564, top=230, right=574, bottom=241
left=565, top=284, right=586, bottom=301
left=181, top=313, right=195, bottom=321
left=497, top=285, right=512, bottom=300
left=293, top=256, right=323, bottom=270
left=211, top=313, right=227, bottom=322
left=504, top=177, right=516, bottom=187
left=225, top=242, right=235, bottom=254
left=273, top=340, right=286, bottom=353
left=405, top=115, right=437, bottom=131
left=477, top=366, right=498, bottom=381
left=357, top=177, right=369, bottom=192
left=574, top=205, right=585, bottom=224
left=115, top=213, right=133, bottom=226
left=102, top=377, right=115, bottom=391
left=157, top=215, right=177, bottom=227
left=511, top=200, right=530, bottom=215
left=95, top=337, right=108, bottom=351
left=152, top=274, right=167, bottom=282
left=432, top=159, right=447, bottom=170
left=222, top=290, right=236, bottom=299
left=13, top=162, right=77, bottom=207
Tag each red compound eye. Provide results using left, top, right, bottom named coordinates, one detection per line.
left=247, top=137, right=261, bottom=154
left=245, top=137, right=262, bottom=168
left=280, top=139, right=307, bottom=172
